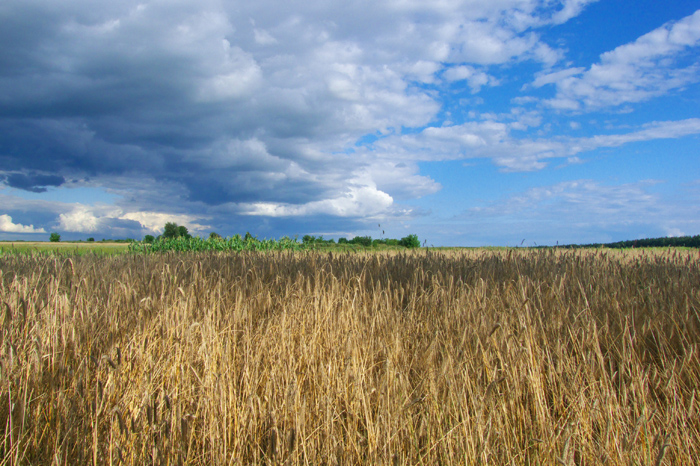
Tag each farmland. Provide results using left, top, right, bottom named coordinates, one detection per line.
left=0, top=242, right=129, bottom=256
left=1, top=248, right=699, bottom=464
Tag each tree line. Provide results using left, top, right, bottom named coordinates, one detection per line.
left=142, top=223, right=422, bottom=249
left=553, top=234, right=700, bottom=249
left=301, top=234, right=420, bottom=248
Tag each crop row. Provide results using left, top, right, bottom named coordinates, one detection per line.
left=128, top=235, right=305, bottom=253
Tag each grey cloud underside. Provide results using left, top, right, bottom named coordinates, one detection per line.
left=3, top=172, right=65, bottom=192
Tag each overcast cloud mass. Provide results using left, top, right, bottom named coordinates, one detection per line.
left=1, top=0, right=699, bottom=245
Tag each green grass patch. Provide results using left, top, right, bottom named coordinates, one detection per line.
left=0, top=241, right=130, bottom=256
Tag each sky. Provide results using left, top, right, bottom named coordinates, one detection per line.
left=1, top=0, right=699, bottom=246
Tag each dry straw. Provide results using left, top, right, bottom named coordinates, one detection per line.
left=0, top=248, right=698, bottom=464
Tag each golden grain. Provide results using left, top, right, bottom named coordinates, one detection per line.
left=0, top=248, right=698, bottom=464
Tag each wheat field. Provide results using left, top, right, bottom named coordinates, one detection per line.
left=1, top=248, right=698, bottom=465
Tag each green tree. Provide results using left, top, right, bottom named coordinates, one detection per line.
left=87, top=237, right=95, bottom=242
left=163, top=222, right=179, bottom=239
left=49, top=232, right=61, bottom=242
left=143, top=235, right=155, bottom=243
left=209, top=232, right=222, bottom=240
left=399, top=234, right=420, bottom=248
left=177, top=225, right=191, bottom=239
left=349, top=236, right=372, bottom=247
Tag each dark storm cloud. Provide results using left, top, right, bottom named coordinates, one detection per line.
left=3, top=172, right=65, bottom=192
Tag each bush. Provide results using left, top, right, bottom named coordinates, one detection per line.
left=349, top=236, right=372, bottom=247
left=399, top=234, right=420, bottom=248
left=49, top=232, right=61, bottom=242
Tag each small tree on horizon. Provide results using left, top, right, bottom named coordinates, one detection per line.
left=177, top=225, right=191, bottom=239
left=49, top=232, right=61, bottom=242
left=162, top=222, right=192, bottom=240
left=399, top=234, right=420, bottom=248
left=163, top=222, right=179, bottom=239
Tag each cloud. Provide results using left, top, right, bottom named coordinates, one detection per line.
left=468, top=180, right=662, bottom=221
left=120, top=211, right=210, bottom=234
left=2, top=173, right=65, bottom=193
left=58, top=204, right=211, bottom=234
left=443, top=66, right=499, bottom=93
left=0, top=0, right=582, bottom=205
left=358, top=160, right=442, bottom=201
left=58, top=205, right=103, bottom=232
left=455, top=178, right=700, bottom=245
left=534, top=9, right=700, bottom=109
left=531, top=67, right=585, bottom=88
left=196, top=40, right=263, bottom=102
left=549, top=0, right=600, bottom=25
left=665, top=227, right=685, bottom=237
left=368, top=118, right=700, bottom=171
left=0, top=0, right=639, bottom=242
left=253, top=28, right=278, bottom=45
left=241, top=185, right=394, bottom=217
left=0, top=214, right=46, bottom=233
left=0, top=189, right=219, bottom=237
left=578, top=118, right=700, bottom=149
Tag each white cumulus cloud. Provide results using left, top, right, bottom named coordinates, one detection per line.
left=58, top=205, right=103, bottom=232
left=535, top=9, right=700, bottom=109
left=241, top=186, right=394, bottom=217
left=0, top=214, right=46, bottom=233
left=58, top=204, right=210, bottom=234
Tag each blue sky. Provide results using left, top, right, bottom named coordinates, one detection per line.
left=1, top=0, right=699, bottom=246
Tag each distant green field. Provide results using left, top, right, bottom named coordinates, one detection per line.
left=0, top=241, right=130, bottom=255
left=1, top=241, right=695, bottom=256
